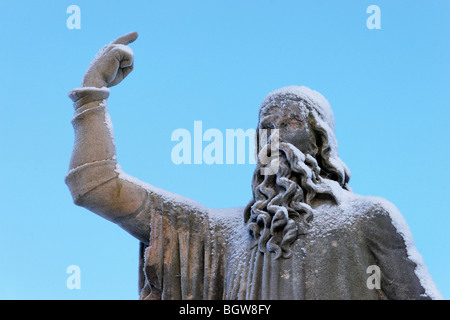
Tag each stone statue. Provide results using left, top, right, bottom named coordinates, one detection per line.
left=66, top=32, right=442, bottom=300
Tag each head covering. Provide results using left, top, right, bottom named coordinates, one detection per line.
left=259, top=85, right=335, bottom=132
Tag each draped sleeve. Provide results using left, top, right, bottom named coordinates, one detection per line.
left=361, top=200, right=442, bottom=300
left=137, top=191, right=229, bottom=300
left=66, top=86, right=229, bottom=300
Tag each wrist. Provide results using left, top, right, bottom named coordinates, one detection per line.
left=82, top=72, right=107, bottom=88
left=68, top=87, right=110, bottom=110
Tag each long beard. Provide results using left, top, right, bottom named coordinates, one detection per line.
left=245, top=142, right=337, bottom=259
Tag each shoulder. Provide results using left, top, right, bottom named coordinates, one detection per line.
left=340, top=191, right=395, bottom=217
left=309, top=189, right=417, bottom=242
left=207, top=207, right=246, bottom=232
left=335, top=192, right=412, bottom=240
left=313, top=191, right=443, bottom=300
left=343, top=193, right=411, bottom=238
left=207, top=207, right=249, bottom=245
left=310, top=191, right=396, bottom=235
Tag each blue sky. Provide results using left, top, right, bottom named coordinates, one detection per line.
left=0, top=1, right=448, bottom=299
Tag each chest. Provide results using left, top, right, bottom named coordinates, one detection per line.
left=222, top=229, right=379, bottom=300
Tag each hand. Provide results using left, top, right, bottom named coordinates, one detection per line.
left=82, top=32, right=138, bottom=88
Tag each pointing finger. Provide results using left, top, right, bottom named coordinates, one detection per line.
left=111, top=32, right=139, bottom=45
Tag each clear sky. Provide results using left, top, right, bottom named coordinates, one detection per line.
left=0, top=0, right=448, bottom=299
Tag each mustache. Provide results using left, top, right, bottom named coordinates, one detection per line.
left=258, top=140, right=320, bottom=181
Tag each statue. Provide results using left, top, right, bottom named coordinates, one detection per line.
left=66, top=32, right=442, bottom=300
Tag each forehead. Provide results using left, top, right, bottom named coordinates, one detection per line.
left=259, top=99, right=310, bottom=121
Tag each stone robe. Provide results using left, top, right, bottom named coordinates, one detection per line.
left=66, top=87, right=442, bottom=300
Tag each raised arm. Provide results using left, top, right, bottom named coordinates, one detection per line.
left=66, top=32, right=150, bottom=242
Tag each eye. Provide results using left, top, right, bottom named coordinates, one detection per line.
left=288, top=118, right=305, bottom=129
left=260, top=122, right=274, bottom=130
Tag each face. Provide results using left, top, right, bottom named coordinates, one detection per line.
left=258, top=102, right=316, bottom=155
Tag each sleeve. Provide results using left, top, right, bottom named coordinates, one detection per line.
left=66, top=87, right=227, bottom=300
left=65, top=87, right=208, bottom=245
left=138, top=196, right=226, bottom=300
left=363, top=205, right=437, bottom=300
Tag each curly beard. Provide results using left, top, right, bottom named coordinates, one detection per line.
left=245, top=141, right=338, bottom=259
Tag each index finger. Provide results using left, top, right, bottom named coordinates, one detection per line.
left=111, top=32, right=139, bottom=45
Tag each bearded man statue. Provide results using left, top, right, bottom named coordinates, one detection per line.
left=65, top=32, right=442, bottom=300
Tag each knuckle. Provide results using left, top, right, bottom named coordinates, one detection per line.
left=111, top=47, right=134, bottom=60
left=111, top=44, right=133, bottom=52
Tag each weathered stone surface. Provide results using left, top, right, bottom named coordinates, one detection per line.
left=66, top=32, right=442, bottom=300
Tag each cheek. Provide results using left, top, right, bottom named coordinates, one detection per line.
left=281, top=127, right=314, bottom=153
